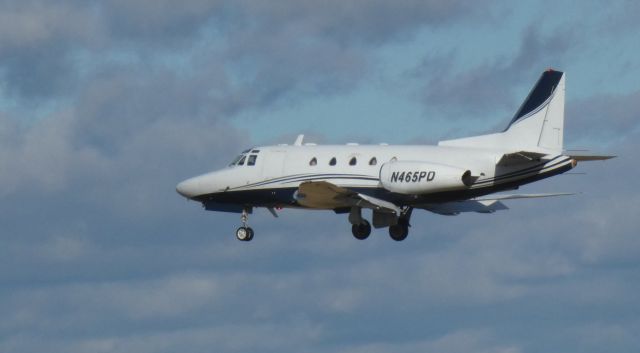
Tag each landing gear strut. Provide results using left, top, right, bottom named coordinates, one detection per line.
left=236, top=208, right=254, bottom=241
left=388, top=207, right=412, bottom=241
left=349, top=207, right=371, bottom=240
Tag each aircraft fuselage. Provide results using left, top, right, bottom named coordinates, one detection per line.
left=177, top=144, right=574, bottom=211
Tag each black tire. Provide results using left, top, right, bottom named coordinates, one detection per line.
left=236, top=226, right=249, bottom=241
left=245, top=227, right=254, bottom=241
left=389, top=224, right=408, bottom=241
left=351, top=220, right=371, bottom=240
left=361, top=220, right=371, bottom=238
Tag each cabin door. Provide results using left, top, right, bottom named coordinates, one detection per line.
left=262, top=150, right=286, bottom=181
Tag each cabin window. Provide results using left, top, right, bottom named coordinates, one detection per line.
left=349, top=157, right=357, bottom=166
left=369, top=157, right=377, bottom=165
left=390, top=157, right=397, bottom=162
left=247, top=155, right=257, bottom=166
left=238, top=155, right=246, bottom=166
left=309, top=157, right=317, bottom=166
left=329, top=157, right=337, bottom=166
left=251, top=149, right=260, bottom=153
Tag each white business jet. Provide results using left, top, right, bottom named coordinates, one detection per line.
left=176, top=70, right=613, bottom=241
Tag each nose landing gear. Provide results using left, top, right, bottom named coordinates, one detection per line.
left=236, top=208, right=254, bottom=241
left=236, top=226, right=254, bottom=241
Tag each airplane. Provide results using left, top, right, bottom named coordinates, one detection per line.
left=176, top=69, right=614, bottom=241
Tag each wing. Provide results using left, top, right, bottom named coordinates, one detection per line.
left=295, top=181, right=400, bottom=214
left=296, top=181, right=572, bottom=217
left=418, top=192, right=574, bottom=216
left=474, top=192, right=575, bottom=201
left=569, top=154, right=616, bottom=161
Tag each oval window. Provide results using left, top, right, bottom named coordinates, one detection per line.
left=369, top=157, right=377, bottom=165
left=309, top=157, right=317, bottom=166
left=349, top=157, right=357, bottom=166
left=329, top=157, right=337, bottom=166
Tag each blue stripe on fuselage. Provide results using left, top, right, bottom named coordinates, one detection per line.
left=196, top=158, right=573, bottom=208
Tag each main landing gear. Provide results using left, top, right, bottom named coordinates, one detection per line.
left=236, top=208, right=254, bottom=241
left=388, top=219, right=409, bottom=241
left=351, top=219, right=372, bottom=240
left=388, top=208, right=412, bottom=241
left=349, top=207, right=371, bottom=240
left=348, top=207, right=412, bottom=241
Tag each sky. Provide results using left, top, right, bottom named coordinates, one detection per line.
left=0, top=1, right=638, bottom=352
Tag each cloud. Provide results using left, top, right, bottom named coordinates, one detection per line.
left=225, top=0, right=477, bottom=45
left=0, top=0, right=486, bottom=104
left=566, top=90, right=640, bottom=143
left=414, top=26, right=576, bottom=123
left=213, top=0, right=488, bottom=109
left=0, top=110, right=105, bottom=195
left=346, top=329, right=522, bottom=353
left=101, top=0, right=223, bottom=42
left=0, top=1, right=103, bottom=98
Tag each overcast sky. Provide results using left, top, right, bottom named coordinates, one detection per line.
left=1, top=1, right=638, bottom=352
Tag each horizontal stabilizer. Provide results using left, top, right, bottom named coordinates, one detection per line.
left=497, top=151, right=548, bottom=166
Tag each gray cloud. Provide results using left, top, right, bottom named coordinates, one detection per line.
left=0, top=111, right=102, bottom=195
left=0, top=1, right=100, bottom=52
left=414, top=26, right=576, bottom=124
left=224, top=0, right=478, bottom=45
left=209, top=0, right=488, bottom=110
left=0, top=0, right=485, bottom=104
left=101, top=0, right=223, bottom=42
left=566, top=90, right=640, bottom=143
left=0, top=1, right=102, bottom=98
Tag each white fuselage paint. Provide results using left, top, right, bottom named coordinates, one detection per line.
left=176, top=143, right=573, bottom=208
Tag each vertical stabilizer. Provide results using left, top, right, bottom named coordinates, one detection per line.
left=438, top=69, right=566, bottom=154
left=504, top=69, right=565, bottom=153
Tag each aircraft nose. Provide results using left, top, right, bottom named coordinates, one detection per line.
left=176, top=177, right=201, bottom=198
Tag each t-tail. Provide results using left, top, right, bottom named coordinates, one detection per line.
left=438, top=69, right=615, bottom=161
left=439, top=69, right=566, bottom=155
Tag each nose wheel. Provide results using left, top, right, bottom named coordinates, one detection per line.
left=236, top=208, right=254, bottom=241
left=236, top=226, right=254, bottom=241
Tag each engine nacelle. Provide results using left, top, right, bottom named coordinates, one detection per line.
left=380, top=161, right=473, bottom=194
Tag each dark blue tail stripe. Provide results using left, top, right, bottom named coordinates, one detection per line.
left=505, top=70, right=563, bottom=131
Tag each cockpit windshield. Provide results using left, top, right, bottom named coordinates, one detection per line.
left=229, top=147, right=260, bottom=167
left=229, top=155, right=244, bottom=166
